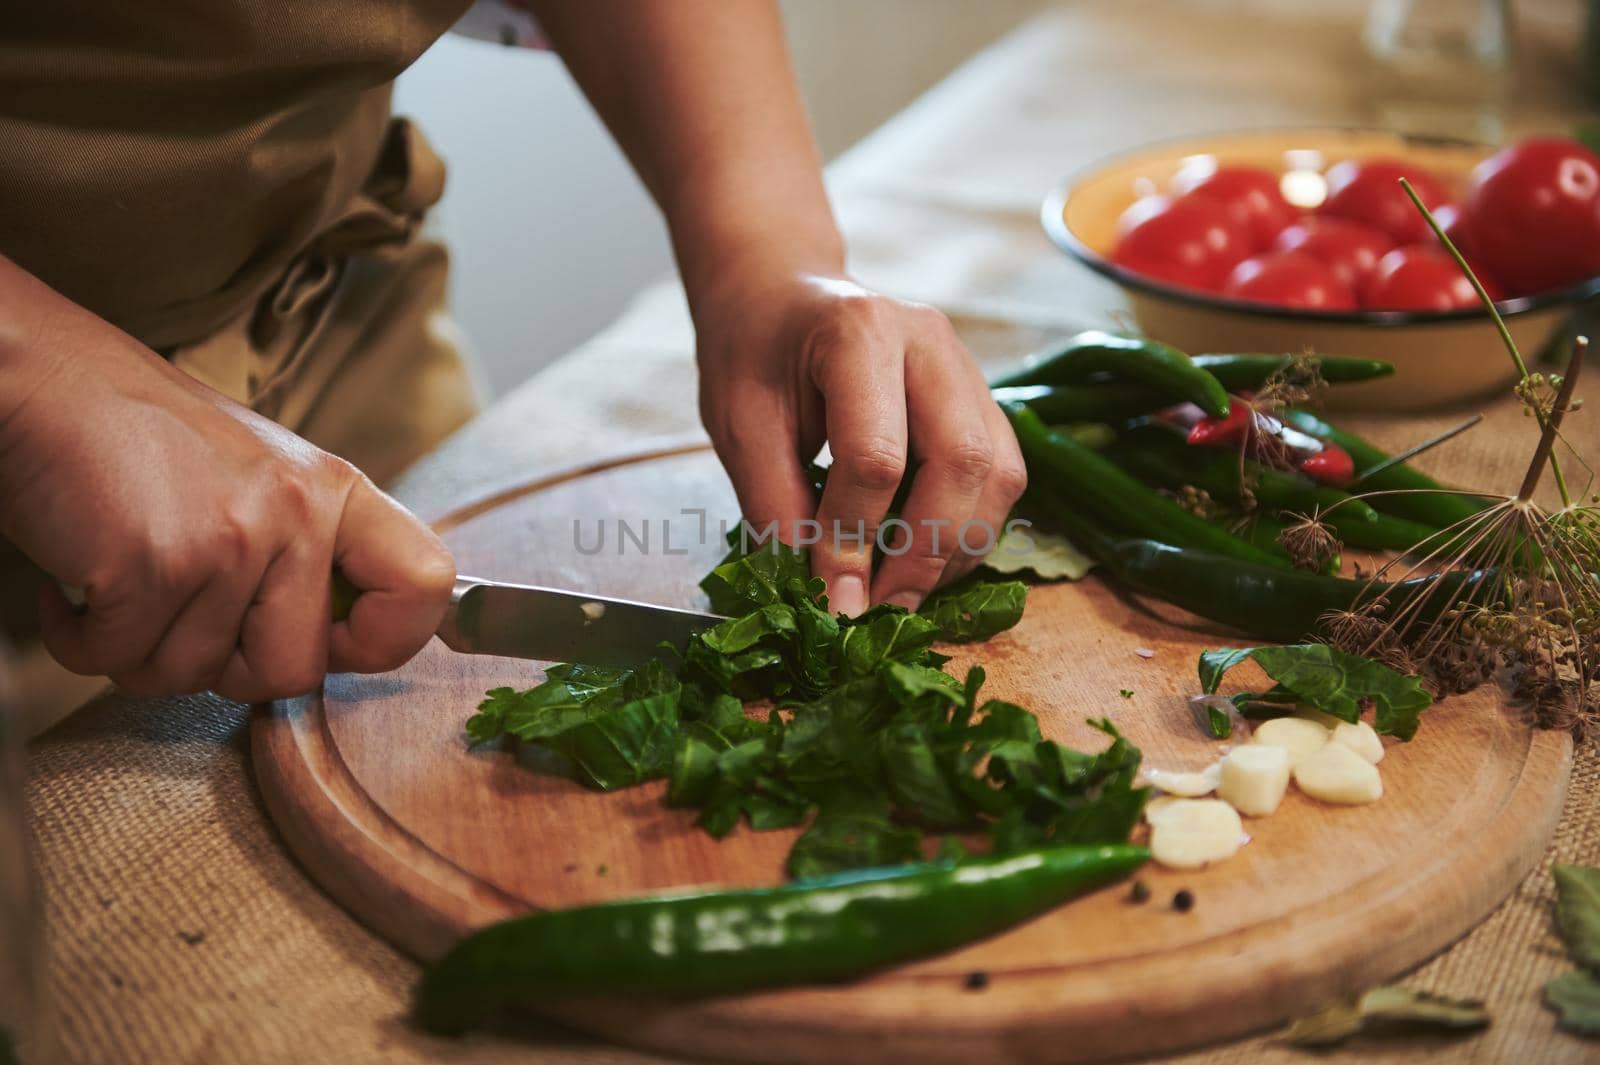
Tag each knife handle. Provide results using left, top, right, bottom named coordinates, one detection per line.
left=330, top=570, right=474, bottom=627
left=331, top=569, right=360, bottom=623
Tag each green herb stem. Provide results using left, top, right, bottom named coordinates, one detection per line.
left=1399, top=177, right=1573, bottom=508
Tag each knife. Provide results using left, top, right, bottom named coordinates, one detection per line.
left=331, top=571, right=725, bottom=667
left=433, top=576, right=727, bottom=667
left=332, top=572, right=726, bottom=666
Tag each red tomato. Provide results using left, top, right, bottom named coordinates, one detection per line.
left=1361, top=245, right=1502, bottom=311
left=1272, top=217, right=1395, bottom=290
left=1110, top=195, right=1254, bottom=292
left=1223, top=252, right=1358, bottom=310
left=1319, top=158, right=1450, bottom=244
left=1171, top=165, right=1299, bottom=249
left=1464, top=137, right=1600, bottom=296
left=1431, top=203, right=1472, bottom=253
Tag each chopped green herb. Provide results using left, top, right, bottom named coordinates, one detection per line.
left=470, top=540, right=1139, bottom=877
left=1119, top=689, right=1134, bottom=700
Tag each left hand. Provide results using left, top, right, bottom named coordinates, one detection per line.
left=690, top=267, right=1027, bottom=617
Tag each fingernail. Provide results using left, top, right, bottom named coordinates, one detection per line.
left=829, top=574, right=868, bottom=617
left=883, top=590, right=922, bottom=611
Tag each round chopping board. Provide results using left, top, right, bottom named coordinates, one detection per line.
left=253, top=442, right=1572, bottom=1065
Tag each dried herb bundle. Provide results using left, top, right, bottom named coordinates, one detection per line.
left=1318, top=181, right=1598, bottom=737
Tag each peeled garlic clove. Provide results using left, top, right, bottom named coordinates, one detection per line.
left=1148, top=798, right=1245, bottom=869
left=1218, top=744, right=1291, bottom=817
left=1145, top=795, right=1183, bottom=824
left=1294, top=742, right=1383, bottom=805
left=1330, top=719, right=1385, bottom=764
left=1252, top=717, right=1330, bottom=768
left=1143, top=763, right=1221, bottom=798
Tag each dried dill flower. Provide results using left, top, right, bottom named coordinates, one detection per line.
left=1278, top=511, right=1343, bottom=572
left=1514, top=372, right=1565, bottom=421
left=1321, top=188, right=1599, bottom=737
left=1426, top=635, right=1499, bottom=696
left=1318, top=606, right=1415, bottom=673
left=1253, top=349, right=1330, bottom=414
left=1510, top=660, right=1586, bottom=735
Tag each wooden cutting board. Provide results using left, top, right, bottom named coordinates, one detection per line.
left=253, top=442, right=1571, bottom=1064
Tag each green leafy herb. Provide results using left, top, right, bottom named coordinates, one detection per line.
left=1119, top=689, right=1134, bottom=700
left=1198, top=643, right=1433, bottom=740
left=466, top=662, right=680, bottom=788
left=786, top=790, right=925, bottom=879
left=1282, top=985, right=1489, bottom=1046
left=1544, top=971, right=1600, bottom=1035
left=699, top=538, right=816, bottom=616
left=1553, top=863, right=1600, bottom=972
left=471, top=540, right=1142, bottom=877
left=917, top=576, right=1028, bottom=642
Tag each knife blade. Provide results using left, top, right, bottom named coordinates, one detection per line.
left=435, top=576, right=726, bottom=668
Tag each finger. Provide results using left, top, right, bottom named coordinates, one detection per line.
left=327, top=476, right=455, bottom=674
left=111, top=561, right=260, bottom=696
left=212, top=537, right=333, bottom=703
left=707, top=396, right=818, bottom=546
left=808, top=347, right=908, bottom=617
left=869, top=342, right=995, bottom=610
left=935, top=399, right=1028, bottom=588
left=37, top=568, right=180, bottom=678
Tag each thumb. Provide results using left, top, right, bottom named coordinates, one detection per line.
left=328, top=476, right=456, bottom=674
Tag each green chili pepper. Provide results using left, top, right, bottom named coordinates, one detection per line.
left=992, top=354, right=1392, bottom=424
left=1105, top=424, right=1380, bottom=525
left=1204, top=512, right=1341, bottom=575
left=989, top=330, right=1230, bottom=417
left=1191, top=354, right=1394, bottom=390
left=1004, top=403, right=1284, bottom=567
left=1022, top=487, right=1489, bottom=643
left=415, top=843, right=1148, bottom=1033
left=1057, top=422, right=1117, bottom=449
left=1280, top=409, right=1487, bottom=528
left=1323, top=510, right=1445, bottom=553
left=990, top=383, right=1174, bottom=424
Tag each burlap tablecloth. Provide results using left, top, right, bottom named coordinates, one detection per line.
left=25, top=2, right=1600, bottom=1062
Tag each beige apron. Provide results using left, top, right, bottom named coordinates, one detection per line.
left=1, top=4, right=482, bottom=712
left=168, top=115, right=482, bottom=486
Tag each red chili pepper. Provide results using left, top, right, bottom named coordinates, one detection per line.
left=1185, top=402, right=1251, bottom=447
left=1297, top=445, right=1355, bottom=487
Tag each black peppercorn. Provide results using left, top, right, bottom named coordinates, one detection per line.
left=963, top=971, right=990, bottom=991
left=1173, top=889, right=1195, bottom=912
left=1129, top=879, right=1151, bottom=904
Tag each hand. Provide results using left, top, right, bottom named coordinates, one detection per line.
left=692, top=269, right=1027, bottom=616
left=0, top=260, right=455, bottom=701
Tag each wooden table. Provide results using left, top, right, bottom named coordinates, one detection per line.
left=26, top=2, right=1599, bottom=1063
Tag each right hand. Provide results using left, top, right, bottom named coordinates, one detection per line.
left=0, top=256, right=455, bottom=702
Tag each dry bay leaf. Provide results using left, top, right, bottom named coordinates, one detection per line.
left=1544, top=971, right=1600, bottom=1035
left=1553, top=864, right=1600, bottom=972
left=1283, top=986, right=1488, bottom=1046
